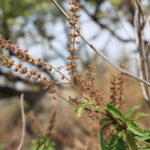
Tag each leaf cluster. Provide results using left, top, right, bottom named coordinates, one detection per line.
left=74, top=100, right=96, bottom=117
left=100, top=104, right=150, bottom=150
left=29, top=136, right=56, bottom=150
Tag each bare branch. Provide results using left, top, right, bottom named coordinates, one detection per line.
left=81, top=5, right=134, bottom=43
left=51, top=0, right=150, bottom=87
left=17, top=94, right=25, bottom=150
left=0, top=70, right=40, bottom=86
left=134, top=0, right=150, bottom=102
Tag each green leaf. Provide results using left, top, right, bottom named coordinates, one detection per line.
left=109, top=134, right=127, bottom=150
left=126, top=120, right=144, bottom=136
left=0, top=144, right=4, bottom=150
left=28, top=136, right=56, bottom=150
left=105, top=103, right=125, bottom=121
left=114, top=124, right=124, bottom=132
left=138, top=145, right=150, bottom=150
left=95, top=106, right=101, bottom=112
left=126, top=130, right=138, bottom=150
left=74, top=105, right=84, bottom=117
left=99, top=125, right=109, bottom=150
left=109, top=0, right=122, bottom=6
left=144, top=130, right=150, bottom=134
left=100, top=117, right=111, bottom=125
left=74, top=101, right=95, bottom=117
left=132, top=112, right=149, bottom=121
left=85, top=100, right=95, bottom=105
left=135, top=130, right=150, bottom=142
left=125, top=106, right=140, bottom=118
left=135, top=135, right=150, bottom=142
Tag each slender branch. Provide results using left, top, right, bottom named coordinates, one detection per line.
left=134, top=0, right=150, bottom=102
left=17, top=94, right=25, bottom=150
left=50, top=0, right=150, bottom=87
left=81, top=5, right=134, bottom=43
left=0, top=70, right=40, bottom=86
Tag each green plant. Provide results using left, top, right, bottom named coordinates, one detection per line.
left=99, top=104, right=150, bottom=150
left=29, top=136, right=56, bottom=150
left=74, top=100, right=96, bottom=117
left=0, top=144, right=4, bottom=150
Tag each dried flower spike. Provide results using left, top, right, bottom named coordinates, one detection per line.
left=68, top=0, right=80, bottom=77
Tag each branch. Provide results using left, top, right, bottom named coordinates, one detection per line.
left=10, top=52, right=55, bottom=80
left=0, top=70, right=40, bottom=86
left=50, top=0, right=150, bottom=87
left=134, top=0, right=150, bottom=102
left=17, top=94, right=25, bottom=150
left=81, top=5, right=134, bottom=43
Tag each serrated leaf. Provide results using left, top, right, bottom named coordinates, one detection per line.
left=132, top=112, right=149, bottom=121
left=135, top=130, right=150, bottom=142
left=125, top=106, right=140, bottom=118
left=109, top=134, right=127, bottom=150
left=127, top=120, right=144, bottom=136
left=135, top=135, right=150, bottom=142
left=126, top=130, right=138, bottom=150
left=105, top=103, right=125, bottom=121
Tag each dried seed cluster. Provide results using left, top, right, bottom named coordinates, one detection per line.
left=46, top=110, right=57, bottom=137
left=0, top=55, right=55, bottom=89
left=74, top=66, right=103, bottom=106
left=68, top=0, right=80, bottom=74
left=27, top=111, right=76, bottom=148
left=27, top=111, right=43, bottom=137
left=68, top=66, right=105, bottom=120
left=110, top=74, right=124, bottom=109
left=0, top=37, right=52, bottom=71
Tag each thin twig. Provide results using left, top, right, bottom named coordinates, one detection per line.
left=17, top=93, right=25, bottom=150
left=50, top=0, right=150, bottom=87
left=81, top=4, right=134, bottom=43
left=134, top=0, right=150, bottom=102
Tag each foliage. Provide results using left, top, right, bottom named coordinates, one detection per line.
left=0, top=0, right=64, bottom=39
left=0, top=144, right=4, bottom=150
left=108, top=0, right=122, bottom=6
left=29, top=136, right=56, bottom=150
left=99, top=104, right=150, bottom=150
left=74, top=100, right=96, bottom=117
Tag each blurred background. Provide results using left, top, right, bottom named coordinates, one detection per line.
left=0, top=0, right=150, bottom=149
